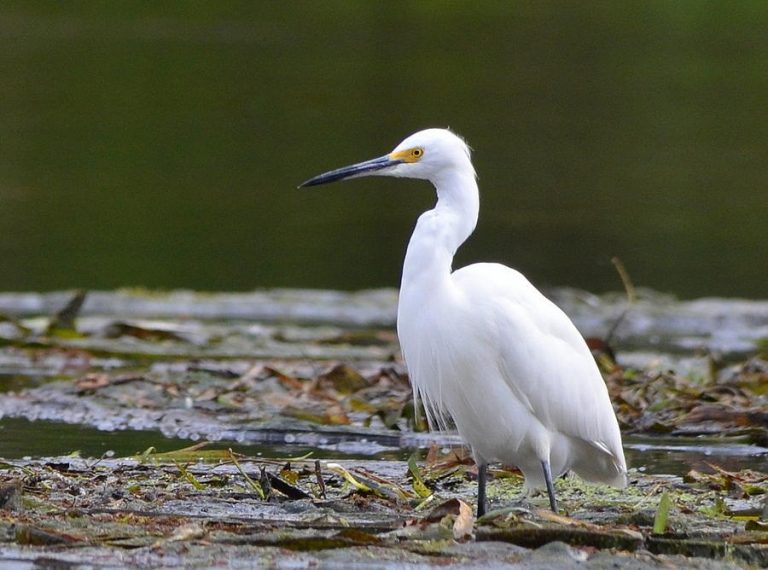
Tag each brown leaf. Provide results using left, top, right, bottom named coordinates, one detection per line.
left=75, top=373, right=110, bottom=392
left=452, top=499, right=475, bottom=540
left=75, top=373, right=145, bottom=394
left=423, top=498, right=464, bottom=522
left=102, top=321, right=187, bottom=342
left=264, top=366, right=306, bottom=391
left=333, top=528, right=382, bottom=544
left=153, top=523, right=206, bottom=548
left=685, top=405, right=768, bottom=428
left=16, top=525, right=83, bottom=546
left=193, top=387, right=220, bottom=402
left=47, top=290, right=87, bottom=334
left=282, top=405, right=350, bottom=426
left=320, top=330, right=396, bottom=347
left=317, top=364, right=368, bottom=394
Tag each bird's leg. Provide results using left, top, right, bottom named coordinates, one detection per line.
left=541, top=460, right=558, bottom=513
left=477, top=462, right=488, bottom=517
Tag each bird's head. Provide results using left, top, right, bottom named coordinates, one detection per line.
left=299, top=128, right=474, bottom=188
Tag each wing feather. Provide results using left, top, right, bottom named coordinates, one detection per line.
left=452, top=262, right=625, bottom=466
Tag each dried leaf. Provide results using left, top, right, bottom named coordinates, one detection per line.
left=75, top=373, right=110, bottom=392
left=320, top=330, right=396, bottom=347
left=282, top=405, right=350, bottom=426
left=102, top=321, right=187, bottom=342
left=536, top=509, right=588, bottom=527
left=154, top=523, right=206, bottom=547
left=16, top=525, right=82, bottom=545
left=75, top=373, right=144, bottom=394
left=279, top=463, right=300, bottom=485
left=264, top=366, right=306, bottom=391
left=424, top=498, right=464, bottom=522
left=46, top=290, right=87, bottom=335
left=422, top=446, right=473, bottom=481
left=315, top=460, right=326, bottom=499
left=229, top=450, right=265, bottom=499
left=317, top=364, right=368, bottom=394
left=453, top=499, right=474, bottom=540
left=333, top=528, right=382, bottom=544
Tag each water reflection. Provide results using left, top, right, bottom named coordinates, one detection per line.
left=1, top=418, right=765, bottom=477
left=0, top=417, right=361, bottom=462
left=626, top=437, right=768, bottom=476
left=1, top=3, right=767, bottom=298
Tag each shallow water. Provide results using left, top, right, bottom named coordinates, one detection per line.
left=624, top=436, right=768, bottom=475
left=0, top=417, right=407, bottom=463
left=1, top=288, right=766, bottom=359
left=0, top=288, right=765, bottom=478
left=1, top=416, right=764, bottom=477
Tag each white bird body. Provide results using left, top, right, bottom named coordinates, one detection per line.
left=399, top=261, right=626, bottom=492
left=301, top=128, right=627, bottom=512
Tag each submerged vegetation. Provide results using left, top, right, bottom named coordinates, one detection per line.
left=0, top=289, right=766, bottom=568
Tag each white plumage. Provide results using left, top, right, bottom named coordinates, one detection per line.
left=301, top=128, right=627, bottom=514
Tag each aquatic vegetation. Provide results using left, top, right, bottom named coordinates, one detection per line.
left=0, top=289, right=766, bottom=566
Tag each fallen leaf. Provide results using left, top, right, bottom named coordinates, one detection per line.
left=407, top=453, right=432, bottom=498
left=102, top=321, right=188, bottom=342
left=317, top=364, right=368, bottom=394
left=75, top=374, right=110, bottom=392
left=453, top=499, right=474, bottom=540
left=653, top=491, right=672, bottom=535
left=153, top=523, right=206, bottom=547
left=423, top=498, right=464, bottom=522
left=46, top=290, right=87, bottom=335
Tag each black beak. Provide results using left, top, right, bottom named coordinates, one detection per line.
left=299, top=155, right=401, bottom=188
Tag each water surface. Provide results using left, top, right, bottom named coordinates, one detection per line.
left=1, top=3, right=767, bottom=298
left=2, top=417, right=765, bottom=478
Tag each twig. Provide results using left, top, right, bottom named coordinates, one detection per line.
left=228, top=449, right=264, bottom=499
left=315, top=460, right=326, bottom=499
left=605, top=257, right=636, bottom=345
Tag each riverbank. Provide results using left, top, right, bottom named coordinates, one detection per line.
left=0, top=288, right=766, bottom=568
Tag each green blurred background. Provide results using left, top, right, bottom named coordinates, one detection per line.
left=1, top=2, right=766, bottom=298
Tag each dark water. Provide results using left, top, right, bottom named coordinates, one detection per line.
left=1, top=417, right=765, bottom=477
left=0, top=417, right=403, bottom=462
left=1, top=2, right=767, bottom=298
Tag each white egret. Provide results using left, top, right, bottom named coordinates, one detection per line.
left=300, top=128, right=627, bottom=515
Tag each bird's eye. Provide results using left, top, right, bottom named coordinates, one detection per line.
left=411, top=148, right=424, bottom=159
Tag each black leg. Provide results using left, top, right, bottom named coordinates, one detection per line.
left=477, top=462, right=487, bottom=517
left=541, top=460, right=557, bottom=513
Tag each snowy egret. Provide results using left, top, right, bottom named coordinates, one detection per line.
left=300, top=128, right=627, bottom=515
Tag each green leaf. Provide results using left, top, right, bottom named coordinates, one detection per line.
left=408, top=453, right=432, bottom=498
left=229, top=449, right=265, bottom=499
left=133, top=443, right=232, bottom=463
left=174, top=461, right=204, bottom=490
left=653, top=492, right=671, bottom=535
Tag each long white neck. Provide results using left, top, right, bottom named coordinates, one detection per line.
left=400, top=167, right=479, bottom=292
